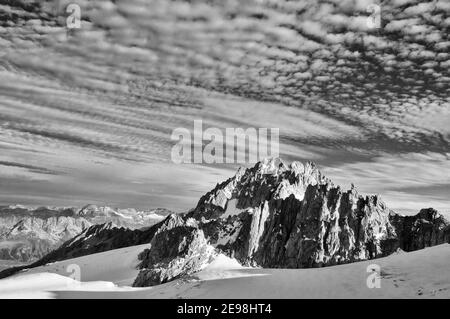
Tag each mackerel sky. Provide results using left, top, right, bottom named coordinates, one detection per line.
left=0, top=0, right=448, bottom=215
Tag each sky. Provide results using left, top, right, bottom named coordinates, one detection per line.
left=0, top=0, right=448, bottom=215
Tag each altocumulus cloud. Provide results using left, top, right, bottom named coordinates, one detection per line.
left=0, top=0, right=448, bottom=213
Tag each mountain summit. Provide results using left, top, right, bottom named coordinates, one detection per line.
left=1, top=159, right=449, bottom=286
left=137, top=158, right=450, bottom=285
left=188, top=158, right=449, bottom=268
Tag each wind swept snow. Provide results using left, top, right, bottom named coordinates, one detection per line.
left=16, top=243, right=153, bottom=286
left=1, top=244, right=449, bottom=299
left=0, top=273, right=128, bottom=299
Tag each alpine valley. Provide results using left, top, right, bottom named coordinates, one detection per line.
left=0, top=204, right=169, bottom=265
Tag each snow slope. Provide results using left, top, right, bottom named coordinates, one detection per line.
left=1, top=244, right=449, bottom=299
left=18, top=243, right=152, bottom=286
left=0, top=273, right=128, bottom=299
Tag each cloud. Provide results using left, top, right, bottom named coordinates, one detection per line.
left=322, top=152, right=450, bottom=215
left=0, top=161, right=59, bottom=175
left=0, top=0, right=448, bottom=213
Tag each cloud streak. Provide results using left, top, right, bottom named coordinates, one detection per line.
left=0, top=0, right=448, bottom=213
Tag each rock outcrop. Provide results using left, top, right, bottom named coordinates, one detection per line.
left=133, top=216, right=215, bottom=286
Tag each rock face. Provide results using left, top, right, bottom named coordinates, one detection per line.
left=0, top=205, right=167, bottom=263
left=133, top=215, right=215, bottom=287
left=188, top=159, right=402, bottom=268
left=390, top=208, right=450, bottom=252
left=2, top=158, right=449, bottom=285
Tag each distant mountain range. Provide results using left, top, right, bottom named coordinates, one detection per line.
left=0, top=204, right=169, bottom=263
left=1, top=159, right=449, bottom=286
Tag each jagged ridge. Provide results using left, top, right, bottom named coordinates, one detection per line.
left=1, top=158, right=449, bottom=286
left=134, top=158, right=450, bottom=285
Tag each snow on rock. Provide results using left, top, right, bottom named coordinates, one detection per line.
left=203, top=254, right=245, bottom=270
left=189, top=254, right=267, bottom=282
left=222, top=199, right=244, bottom=219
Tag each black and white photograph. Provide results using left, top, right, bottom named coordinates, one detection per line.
left=0, top=0, right=449, bottom=303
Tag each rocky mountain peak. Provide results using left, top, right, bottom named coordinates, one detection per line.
left=150, top=158, right=449, bottom=284
left=77, top=204, right=115, bottom=217
left=2, top=158, right=448, bottom=287
left=192, top=159, right=327, bottom=221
